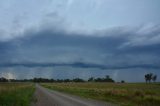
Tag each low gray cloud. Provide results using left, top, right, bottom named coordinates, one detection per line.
left=0, top=22, right=160, bottom=82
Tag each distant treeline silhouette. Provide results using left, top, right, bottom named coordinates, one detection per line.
left=145, top=73, right=157, bottom=83
left=0, top=75, right=114, bottom=83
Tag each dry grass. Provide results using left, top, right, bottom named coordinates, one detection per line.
left=42, top=82, right=160, bottom=106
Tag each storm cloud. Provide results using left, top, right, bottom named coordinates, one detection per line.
left=0, top=0, right=160, bottom=82
left=0, top=24, right=160, bottom=82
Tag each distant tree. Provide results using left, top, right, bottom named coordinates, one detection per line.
left=56, top=79, right=64, bottom=83
left=63, top=79, right=71, bottom=82
left=145, top=73, right=154, bottom=83
left=33, top=77, right=55, bottom=83
left=152, top=75, right=157, bottom=82
left=105, top=75, right=110, bottom=79
left=148, top=73, right=153, bottom=83
left=88, top=77, right=94, bottom=82
left=94, top=75, right=114, bottom=82
left=94, top=78, right=103, bottom=82
left=0, top=77, right=8, bottom=82
left=72, top=78, right=85, bottom=82
left=121, top=80, right=125, bottom=83
left=50, top=79, right=55, bottom=82
left=145, top=74, right=148, bottom=83
left=104, top=75, right=115, bottom=82
left=145, top=74, right=149, bottom=83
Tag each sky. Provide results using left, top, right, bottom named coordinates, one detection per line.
left=0, top=0, right=160, bottom=82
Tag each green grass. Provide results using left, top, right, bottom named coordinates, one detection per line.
left=0, top=83, right=35, bottom=106
left=41, top=82, right=160, bottom=106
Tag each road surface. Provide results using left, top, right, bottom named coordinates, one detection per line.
left=31, top=84, right=117, bottom=106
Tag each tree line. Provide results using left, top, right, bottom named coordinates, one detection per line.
left=0, top=75, right=114, bottom=83
left=1, top=73, right=158, bottom=83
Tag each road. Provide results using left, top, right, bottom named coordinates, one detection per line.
left=31, top=84, right=117, bottom=106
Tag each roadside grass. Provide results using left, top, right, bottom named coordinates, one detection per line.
left=41, top=82, right=160, bottom=106
left=0, top=83, right=35, bottom=106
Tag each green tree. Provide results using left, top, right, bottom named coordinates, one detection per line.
left=152, top=75, right=157, bottom=82
left=88, top=77, right=94, bottom=82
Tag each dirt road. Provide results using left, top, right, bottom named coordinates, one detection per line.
left=31, top=84, right=117, bottom=106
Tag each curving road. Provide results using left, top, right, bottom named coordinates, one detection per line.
left=31, top=84, right=117, bottom=106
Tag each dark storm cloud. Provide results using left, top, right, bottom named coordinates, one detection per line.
left=0, top=62, right=160, bottom=70
left=0, top=23, right=160, bottom=82
left=0, top=24, right=160, bottom=69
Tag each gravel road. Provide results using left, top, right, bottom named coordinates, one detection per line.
left=31, top=84, right=117, bottom=106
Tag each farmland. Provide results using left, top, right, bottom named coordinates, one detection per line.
left=42, top=82, right=160, bottom=106
left=0, top=83, right=35, bottom=106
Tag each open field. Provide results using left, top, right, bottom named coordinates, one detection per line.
left=0, top=83, right=35, bottom=106
left=42, top=82, right=160, bottom=106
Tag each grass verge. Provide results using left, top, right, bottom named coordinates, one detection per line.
left=0, top=83, right=35, bottom=106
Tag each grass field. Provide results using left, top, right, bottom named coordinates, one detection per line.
left=0, top=83, right=35, bottom=106
left=42, top=82, right=160, bottom=106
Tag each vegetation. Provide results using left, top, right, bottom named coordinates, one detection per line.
left=88, top=75, right=114, bottom=82
left=0, top=83, right=35, bottom=106
left=0, top=75, right=114, bottom=83
left=145, top=73, right=157, bottom=83
left=0, top=74, right=158, bottom=106
left=0, top=77, right=8, bottom=82
left=32, top=75, right=114, bottom=83
left=42, top=82, right=160, bottom=106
